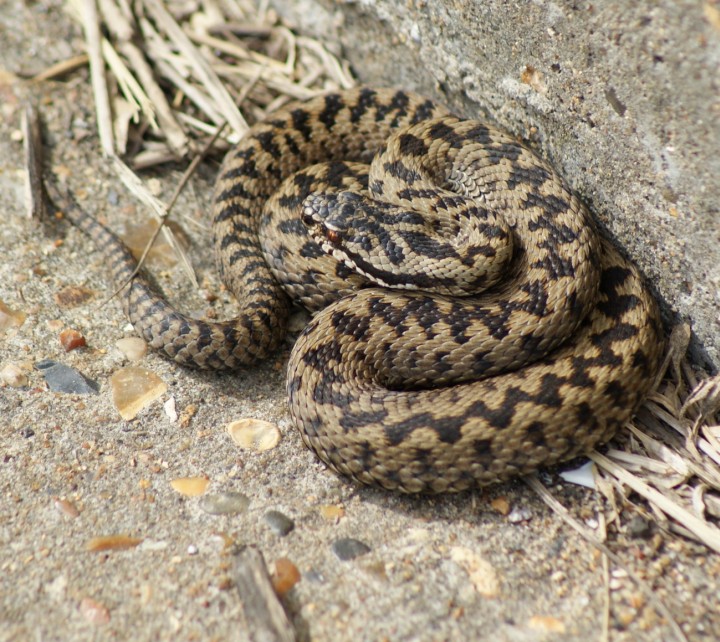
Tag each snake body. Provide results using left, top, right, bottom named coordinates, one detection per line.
left=53, top=88, right=664, bottom=493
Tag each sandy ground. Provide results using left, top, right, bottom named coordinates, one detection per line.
left=1, top=2, right=718, bottom=641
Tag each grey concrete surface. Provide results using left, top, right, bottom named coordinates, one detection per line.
left=271, top=0, right=720, bottom=371
left=1, top=1, right=719, bottom=641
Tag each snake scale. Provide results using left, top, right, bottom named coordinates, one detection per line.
left=50, top=88, right=664, bottom=493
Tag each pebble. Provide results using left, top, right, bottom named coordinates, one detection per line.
left=35, top=360, right=99, bottom=395
left=331, top=537, right=371, bottom=561
left=115, top=337, right=147, bottom=361
left=199, top=491, right=250, bottom=515
left=0, top=299, right=26, bottom=330
left=226, top=418, right=281, bottom=451
left=490, top=496, right=511, bottom=516
left=59, top=328, right=86, bottom=352
left=272, top=557, right=301, bottom=595
left=264, top=510, right=295, bottom=536
left=528, top=615, right=566, bottom=633
left=450, top=546, right=501, bottom=598
left=121, top=218, right=182, bottom=268
left=164, top=397, right=178, bottom=422
left=170, top=477, right=209, bottom=497
left=79, top=597, right=110, bottom=624
left=53, top=285, right=94, bottom=308
left=109, top=366, right=167, bottom=420
left=0, top=362, right=29, bottom=387
left=54, top=498, right=81, bottom=518
left=507, top=506, right=533, bottom=523
left=318, top=504, right=345, bottom=521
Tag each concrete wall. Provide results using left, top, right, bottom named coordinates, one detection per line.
left=271, top=0, right=720, bottom=370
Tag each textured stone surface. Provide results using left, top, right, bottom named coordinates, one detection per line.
left=271, top=0, right=720, bottom=369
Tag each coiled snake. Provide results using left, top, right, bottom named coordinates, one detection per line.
left=50, top=88, right=664, bottom=493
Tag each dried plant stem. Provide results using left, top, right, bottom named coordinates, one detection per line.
left=525, top=475, right=688, bottom=642
left=590, top=451, right=720, bottom=553
left=78, top=0, right=115, bottom=155
left=141, top=0, right=248, bottom=134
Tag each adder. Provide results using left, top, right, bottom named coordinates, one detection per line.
left=47, top=87, right=664, bottom=493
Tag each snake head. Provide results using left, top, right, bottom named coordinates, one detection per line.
left=301, top=191, right=397, bottom=285
left=300, top=188, right=512, bottom=295
left=301, top=192, right=367, bottom=248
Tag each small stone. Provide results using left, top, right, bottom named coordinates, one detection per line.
left=187, top=545, right=199, bottom=556
left=79, top=597, right=110, bottom=624
left=0, top=363, right=29, bottom=387
left=331, top=537, right=371, bottom=561
left=115, top=337, right=147, bottom=361
left=272, top=558, right=301, bottom=595
left=54, top=285, right=94, bottom=308
left=59, top=328, right=87, bottom=352
left=608, top=577, right=624, bottom=591
left=264, top=510, right=295, bottom=536
left=450, top=546, right=501, bottom=598
left=226, top=418, right=281, bottom=451
left=528, top=616, right=566, bottom=633
left=616, top=608, right=638, bottom=627
left=179, top=403, right=198, bottom=427
left=170, top=477, right=209, bottom=497
left=507, top=506, right=533, bottom=523
left=36, top=360, right=99, bottom=395
left=54, top=498, right=80, bottom=518
left=86, top=535, right=143, bottom=552
left=164, top=397, right=178, bottom=422
left=490, top=497, right=510, bottom=516
left=121, top=218, right=186, bottom=269
left=199, top=491, right=250, bottom=516
left=109, top=366, right=167, bottom=420
left=319, top=504, right=345, bottom=521
left=0, top=299, right=26, bottom=331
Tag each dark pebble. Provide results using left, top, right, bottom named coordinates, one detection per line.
left=331, top=537, right=371, bottom=561
left=35, top=360, right=99, bottom=395
left=264, top=510, right=295, bottom=536
left=21, top=428, right=35, bottom=438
